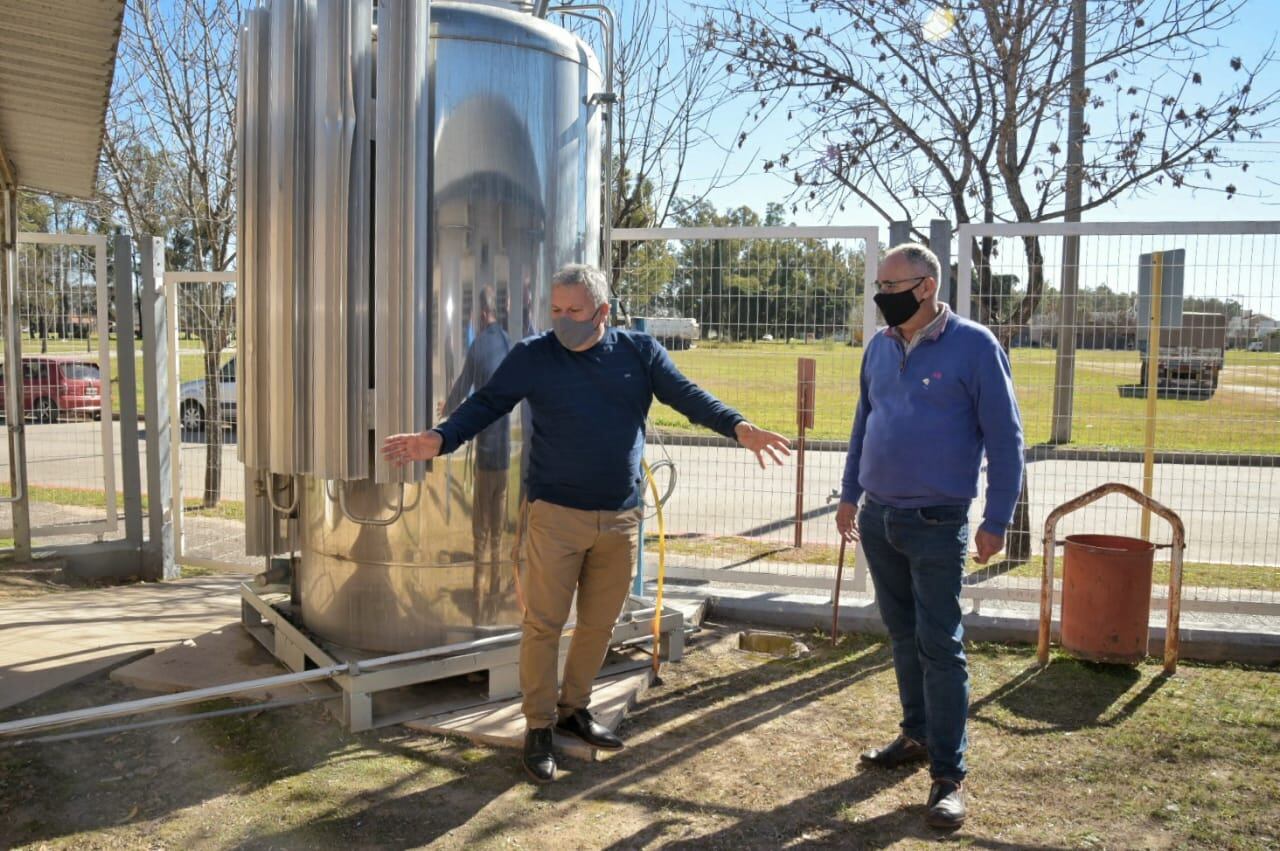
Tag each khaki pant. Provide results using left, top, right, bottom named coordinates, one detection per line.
left=520, top=499, right=640, bottom=729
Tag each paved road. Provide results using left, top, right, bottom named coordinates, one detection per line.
left=4, top=422, right=1279, bottom=568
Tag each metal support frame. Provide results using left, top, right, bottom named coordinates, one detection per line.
left=240, top=582, right=684, bottom=732
left=138, top=238, right=176, bottom=579
left=1036, top=482, right=1186, bottom=674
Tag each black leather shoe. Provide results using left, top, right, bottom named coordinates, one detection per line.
left=859, top=734, right=929, bottom=768
left=522, top=728, right=557, bottom=783
left=926, top=779, right=966, bottom=829
left=556, top=708, right=624, bottom=751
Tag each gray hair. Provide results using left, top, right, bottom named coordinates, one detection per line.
left=884, top=243, right=941, bottom=281
left=551, top=263, right=610, bottom=309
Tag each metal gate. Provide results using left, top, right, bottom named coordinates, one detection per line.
left=165, top=270, right=251, bottom=569
left=0, top=233, right=117, bottom=542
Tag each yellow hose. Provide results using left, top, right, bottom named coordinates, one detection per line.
left=641, top=459, right=667, bottom=678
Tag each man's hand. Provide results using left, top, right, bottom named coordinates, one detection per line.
left=835, top=500, right=860, bottom=543
left=734, top=421, right=792, bottom=468
left=974, top=528, right=1005, bottom=564
left=380, top=430, right=443, bottom=466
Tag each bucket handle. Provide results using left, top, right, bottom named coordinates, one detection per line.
left=1037, top=482, right=1185, bottom=675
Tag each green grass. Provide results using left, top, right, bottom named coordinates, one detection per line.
left=0, top=482, right=244, bottom=521
left=657, top=342, right=1280, bottom=454
left=649, top=533, right=1280, bottom=592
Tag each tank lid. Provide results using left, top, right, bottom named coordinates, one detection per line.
left=432, top=0, right=598, bottom=67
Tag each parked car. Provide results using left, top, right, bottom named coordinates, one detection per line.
left=179, top=356, right=237, bottom=430
left=0, top=356, right=104, bottom=423
left=1247, top=341, right=1264, bottom=352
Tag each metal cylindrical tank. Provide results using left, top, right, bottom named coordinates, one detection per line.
left=296, top=3, right=603, bottom=652
left=1060, top=534, right=1156, bottom=664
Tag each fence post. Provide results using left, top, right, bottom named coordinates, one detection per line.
left=930, top=219, right=953, bottom=310
left=138, top=238, right=177, bottom=580
left=0, top=185, right=31, bottom=560
left=794, top=357, right=816, bottom=547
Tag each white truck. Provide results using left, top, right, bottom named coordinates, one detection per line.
left=634, top=316, right=700, bottom=350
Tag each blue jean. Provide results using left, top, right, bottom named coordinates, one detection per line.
left=859, top=498, right=970, bottom=782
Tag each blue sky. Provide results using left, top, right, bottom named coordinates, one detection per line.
left=634, top=0, right=1280, bottom=228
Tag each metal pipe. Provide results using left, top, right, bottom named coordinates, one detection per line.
left=3, top=694, right=336, bottom=748
left=549, top=4, right=615, bottom=280
left=266, top=473, right=300, bottom=515
left=334, top=479, right=406, bottom=527
left=1035, top=482, right=1186, bottom=674
left=0, top=664, right=348, bottom=738
left=534, top=0, right=551, bottom=17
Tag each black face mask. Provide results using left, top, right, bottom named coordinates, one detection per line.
left=874, top=280, right=925, bottom=327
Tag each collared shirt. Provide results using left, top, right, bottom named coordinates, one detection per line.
left=887, top=303, right=951, bottom=358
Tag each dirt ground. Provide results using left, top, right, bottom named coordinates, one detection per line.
left=1, top=616, right=1278, bottom=850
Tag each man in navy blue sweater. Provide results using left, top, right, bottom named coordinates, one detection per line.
left=836, top=243, right=1024, bottom=830
left=383, top=263, right=790, bottom=784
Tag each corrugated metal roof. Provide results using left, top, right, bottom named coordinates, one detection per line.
left=0, top=0, right=125, bottom=197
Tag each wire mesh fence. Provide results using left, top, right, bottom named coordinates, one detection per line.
left=613, top=227, right=879, bottom=592
left=167, top=272, right=252, bottom=568
left=959, top=223, right=1280, bottom=614
left=0, top=234, right=117, bottom=539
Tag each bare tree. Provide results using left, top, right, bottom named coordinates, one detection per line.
left=100, top=0, right=242, bottom=508
left=563, top=1, right=740, bottom=298
left=704, top=0, right=1280, bottom=334
left=707, top=0, right=1280, bottom=561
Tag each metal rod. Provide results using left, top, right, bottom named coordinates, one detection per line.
left=1141, top=252, right=1164, bottom=539
left=3, top=694, right=336, bottom=748
left=831, top=538, right=847, bottom=644
left=533, top=0, right=551, bottom=17
left=0, top=665, right=349, bottom=738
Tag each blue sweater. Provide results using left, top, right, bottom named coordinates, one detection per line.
left=435, top=328, right=745, bottom=511
left=841, top=313, right=1024, bottom=536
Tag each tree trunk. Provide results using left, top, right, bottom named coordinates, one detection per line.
left=202, top=346, right=222, bottom=509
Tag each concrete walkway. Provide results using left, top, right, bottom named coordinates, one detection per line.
left=0, top=574, right=247, bottom=711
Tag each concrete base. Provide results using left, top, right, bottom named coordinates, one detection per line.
left=698, top=586, right=1280, bottom=666
left=404, top=668, right=652, bottom=761
left=0, top=575, right=248, bottom=712
left=110, top=624, right=317, bottom=701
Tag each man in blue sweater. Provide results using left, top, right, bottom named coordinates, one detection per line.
left=836, top=243, right=1024, bottom=830
left=383, top=263, right=791, bottom=784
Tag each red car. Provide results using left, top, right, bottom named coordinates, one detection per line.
left=0, top=356, right=104, bottom=423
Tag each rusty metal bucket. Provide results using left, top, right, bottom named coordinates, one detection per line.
left=1061, top=534, right=1155, bottom=664
left=1037, top=483, right=1186, bottom=674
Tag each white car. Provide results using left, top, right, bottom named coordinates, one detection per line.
left=1247, top=341, right=1264, bottom=352
left=179, top=356, right=237, bottom=430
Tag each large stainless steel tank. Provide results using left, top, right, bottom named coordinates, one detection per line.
left=238, top=1, right=603, bottom=652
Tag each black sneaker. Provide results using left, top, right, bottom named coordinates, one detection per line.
left=522, top=727, right=557, bottom=783
left=925, top=778, right=966, bottom=829
left=859, top=734, right=929, bottom=769
left=555, top=708, right=624, bottom=751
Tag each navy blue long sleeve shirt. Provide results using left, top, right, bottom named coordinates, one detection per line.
left=434, top=328, right=745, bottom=511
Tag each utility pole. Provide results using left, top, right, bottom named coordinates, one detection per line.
left=1050, top=0, right=1086, bottom=444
